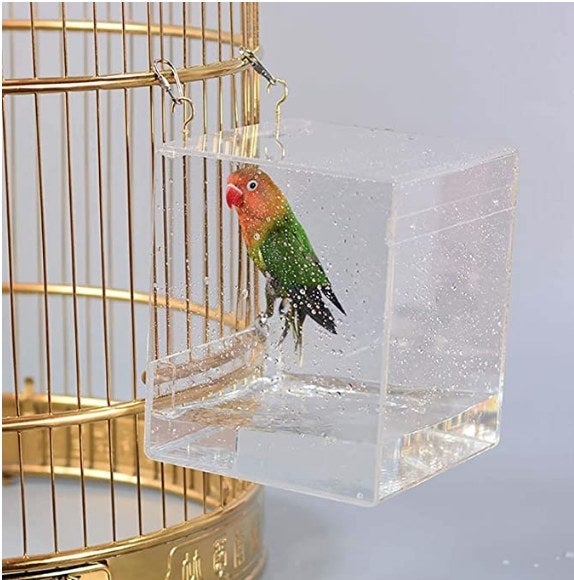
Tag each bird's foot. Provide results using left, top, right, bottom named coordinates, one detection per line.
left=255, top=312, right=270, bottom=333
left=277, top=317, right=290, bottom=346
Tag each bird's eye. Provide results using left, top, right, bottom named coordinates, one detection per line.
left=247, top=179, right=258, bottom=191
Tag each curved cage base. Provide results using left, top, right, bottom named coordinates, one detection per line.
left=2, top=392, right=265, bottom=579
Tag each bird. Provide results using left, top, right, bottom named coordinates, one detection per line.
left=226, top=165, right=345, bottom=353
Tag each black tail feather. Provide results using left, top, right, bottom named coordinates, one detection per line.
left=288, top=286, right=337, bottom=335
left=321, top=285, right=346, bottom=315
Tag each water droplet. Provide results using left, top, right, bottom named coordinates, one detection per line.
left=254, top=232, right=261, bottom=241
left=565, top=551, right=574, bottom=559
left=241, top=289, right=249, bottom=300
left=533, top=563, right=540, bottom=568
left=356, top=492, right=364, bottom=500
left=502, top=560, right=510, bottom=566
left=204, top=277, right=210, bottom=286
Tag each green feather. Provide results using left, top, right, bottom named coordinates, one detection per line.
left=259, top=210, right=329, bottom=292
left=246, top=202, right=345, bottom=353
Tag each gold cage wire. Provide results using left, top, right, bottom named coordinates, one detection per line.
left=2, top=3, right=265, bottom=578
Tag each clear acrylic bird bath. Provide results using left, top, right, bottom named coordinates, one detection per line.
left=144, top=119, right=518, bottom=505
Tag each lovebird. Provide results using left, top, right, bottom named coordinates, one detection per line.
left=226, top=166, right=345, bottom=352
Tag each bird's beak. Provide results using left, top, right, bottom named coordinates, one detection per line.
left=226, top=183, right=243, bottom=208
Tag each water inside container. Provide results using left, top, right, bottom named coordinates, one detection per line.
left=149, top=367, right=499, bottom=504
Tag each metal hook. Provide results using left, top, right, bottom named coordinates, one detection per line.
left=153, top=58, right=195, bottom=143
left=171, top=96, right=195, bottom=143
left=239, top=47, right=275, bottom=85
left=240, top=47, right=289, bottom=140
left=264, top=134, right=286, bottom=162
left=152, top=58, right=184, bottom=105
left=266, top=78, right=288, bottom=140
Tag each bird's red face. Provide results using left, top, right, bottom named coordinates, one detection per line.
left=226, top=166, right=287, bottom=221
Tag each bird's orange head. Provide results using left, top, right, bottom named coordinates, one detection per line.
left=226, top=166, right=288, bottom=222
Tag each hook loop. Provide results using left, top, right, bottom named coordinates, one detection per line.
left=152, top=58, right=184, bottom=105
left=171, top=96, right=195, bottom=143
left=239, top=47, right=276, bottom=85
left=153, top=58, right=194, bottom=144
left=240, top=47, right=288, bottom=140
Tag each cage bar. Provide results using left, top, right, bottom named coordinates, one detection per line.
left=2, top=3, right=265, bottom=578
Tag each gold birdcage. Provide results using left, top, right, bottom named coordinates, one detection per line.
left=2, top=3, right=265, bottom=578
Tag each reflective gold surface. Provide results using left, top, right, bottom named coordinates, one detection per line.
left=2, top=392, right=265, bottom=579
left=3, top=17, right=242, bottom=43
left=3, top=2, right=263, bottom=577
left=1, top=282, right=245, bottom=336
left=2, top=58, right=253, bottom=96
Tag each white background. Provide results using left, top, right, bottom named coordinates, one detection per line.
left=260, top=4, right=574, bottom=579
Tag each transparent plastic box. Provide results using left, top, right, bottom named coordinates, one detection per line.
left=145, top=119, right=518, bottom=506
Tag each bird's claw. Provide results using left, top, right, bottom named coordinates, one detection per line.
left=255, top=313, right=270, bottom=333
